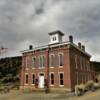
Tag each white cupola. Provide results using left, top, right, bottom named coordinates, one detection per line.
left=48, top=30, right=64, bottom=45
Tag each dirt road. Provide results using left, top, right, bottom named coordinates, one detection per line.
left=0, top=89, right=100, bottom=100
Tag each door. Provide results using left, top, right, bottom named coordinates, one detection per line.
left=39, top=74, right=44, bottom=88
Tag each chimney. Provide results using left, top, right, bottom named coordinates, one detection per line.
left=78, top=42, right=81, bottom=48
left=29, top=45, right=33, bottom=50
left=69, top=35, right=73, bottom=43
left=82, top=45, right=85, bottom=51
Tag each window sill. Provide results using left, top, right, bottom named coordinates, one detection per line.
left=50, top=85, right=54, bottom=86
left=25, top=84, right=29, bottom=86
left=31, top=84, right=35, bottom=86
left=32, top=68, right=36, bottom=69
left=50, top=67, right=54, bottom=68
left=59, top=85, right=64, bottom=87
left=59, top=66, right=63, bottom=68
left=38, top=67, right=45, bottom=69
left=25, top=68, right=29, bottom=70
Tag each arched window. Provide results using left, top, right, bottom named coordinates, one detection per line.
left=32, top=74, right=35, bottom=84
left=25, top=74, right=28, bottom=84
left=50, top=54, right=54, bottom=67
left=59, top=53, right=63, bottom=66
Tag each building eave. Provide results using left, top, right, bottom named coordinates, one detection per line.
left=70, top=43, right=91, bottom=58
left=20, top=42, right=91, bottom=57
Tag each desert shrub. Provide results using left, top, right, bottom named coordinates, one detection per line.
left=85, top=80, right=94, bottom=90
left=78, top=84, right=86, bottom=92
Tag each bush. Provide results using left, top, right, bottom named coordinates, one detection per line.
left=78, top=84, right=86, bottom=92
left=75, top=84, right=86, bottom=96
left=85, top=80, right=94, bottom=90
left=93, top=82, right=100, bottom=89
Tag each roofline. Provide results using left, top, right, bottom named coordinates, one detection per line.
left=70, top=43, right=91, bottom=57
left=48, top=30, right=64, bottom=36
left=20, top=42, right=91, bottom=57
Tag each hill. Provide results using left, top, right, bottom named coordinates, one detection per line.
left=0, top=56, right=22, bottom=90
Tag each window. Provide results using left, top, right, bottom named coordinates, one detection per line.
left=25, top=56, right=31, bottom=69
left=50, top=54, right=54, bottom=67
left=39, top=56, right=42, bottom=67
left=25, top=57, right=28, bottom=68
left=52, top=37, right=55, bottom=41
left=85, top=74, right=87, bottom=83
left=50, top=73, right=54, bottom=85
left=22, top=57, right=25, bottom=67
left=32, top=57, right=36, bottom=68
left=83, top=59, right=85, bottom=71
left=52, top=36, right=56, bottom=41
left=87, top=61, right=90, bottom=71
left=32, top=74, right=35, bottom=84
left=75, top=55, right=78, bottom=69
left=59, top=73, right=64, bottom=86
left=82, top=58, right=84, bottom=70
left=81, top=74, right=84, bottom=83
left=55, top=37, right=56, bottom=40
left=43, top=56, right=45, bottom=67
left=25, top=74, right=28, bottom=84
left=39, top=56, right=45, bottom=68
left=80, top=57, right=82, bottom=70
left=75, top=72, right=79, bottom=85
left=59, top=53, right=63, bottom=66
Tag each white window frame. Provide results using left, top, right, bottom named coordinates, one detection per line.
left=83, top=58, right=86, bottom=71
left=76, top=72, right=79, bottom=85
left=25, top=73, right=29, bottom=85
left=80, top=56, right=83, bottom=70
left=87, top=61, right=90, bottom=71
left=25, top=56, right=29, bottom=70
left=31, top=73, right=36, bottom=85
left=42, top=55, right=45, bottom=67
left=50, top=54, right=55, bottom=68
left=39, top=55, right=45, bottom=69
left=32, top=56, right=36, bottom=69
left=59, top=72, right=64, bottom=87
left=85, top=74, right=87, bottom=83
left=50, top=72, right=54, bottom=86
left=25, top=57, right=28, bottom=69
left=75, top=55, right=78, bottom=69
left=39, top=56, right=42, bottom=68
left=58, top=53, right=63, bottom=68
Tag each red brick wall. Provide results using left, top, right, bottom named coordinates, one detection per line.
left=20, top=44, right=95, bottom=91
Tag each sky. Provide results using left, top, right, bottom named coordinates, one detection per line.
left=0, top=0, right=100, bottom=61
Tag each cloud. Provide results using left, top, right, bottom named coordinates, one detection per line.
left=0, top=0, right=100, bottom=61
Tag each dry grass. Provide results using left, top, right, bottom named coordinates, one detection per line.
left=0, top=90, right=71, bottom=100
left=0, top=89, right=100, bottom=100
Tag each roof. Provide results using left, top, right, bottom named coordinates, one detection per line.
left=48, top=30, right=64, bottom=36
left=20, top=41, right=91, bottom=57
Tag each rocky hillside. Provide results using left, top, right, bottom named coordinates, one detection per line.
left=0, top=56, right=22, bottom=88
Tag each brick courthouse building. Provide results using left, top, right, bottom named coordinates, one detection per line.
left=20, top=30, right=95, bottom=92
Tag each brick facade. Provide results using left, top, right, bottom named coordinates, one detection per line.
left=20, top=31, right=95, bottom=92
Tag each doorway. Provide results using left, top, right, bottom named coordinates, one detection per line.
left=39, top=73, right=45, bottom=88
